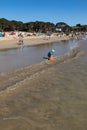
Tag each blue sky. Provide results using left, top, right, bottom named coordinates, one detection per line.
left=0, top=0, right=87, bottom=26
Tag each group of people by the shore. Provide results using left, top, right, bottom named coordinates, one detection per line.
left=0, top=31, right=85, bottom=42
left=0, top=31, right=86, bottom=50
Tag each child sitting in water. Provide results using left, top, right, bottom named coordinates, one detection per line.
left=48, top=49, right=55, bottom=60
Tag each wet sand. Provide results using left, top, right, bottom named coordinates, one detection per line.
left=0, top=36, right=69, bottom=50
left=0, top=40, right=87, bottom=130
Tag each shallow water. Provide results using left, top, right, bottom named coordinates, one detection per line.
left=0, top=39, right=79, bottom=72
left=0, top=39, right=87, bottom=130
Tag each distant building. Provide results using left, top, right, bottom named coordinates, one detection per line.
left=55, top=28, right=62, bottom=32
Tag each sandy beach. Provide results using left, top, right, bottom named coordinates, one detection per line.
left=0, top=36, right=87, bottom=130
left=0, top=35, right=69, bottom=50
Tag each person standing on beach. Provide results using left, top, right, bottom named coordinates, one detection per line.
left=18, top=35, right=24, bottom=47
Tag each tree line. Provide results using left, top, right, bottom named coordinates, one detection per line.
left=0, top=18, right=87, bottom=33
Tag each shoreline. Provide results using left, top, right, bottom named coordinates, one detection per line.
left=0, top=41, right=83, bottom=75
left=0, top=36, right=69, bottom=51
left=0, top=43, right=83, bottom=90
left=0, top=35, right=83, bottom=74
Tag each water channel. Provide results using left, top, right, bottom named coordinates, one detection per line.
left=0, top=39, right=80, bottom=73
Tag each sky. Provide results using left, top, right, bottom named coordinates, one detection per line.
left=0, top=0, right=87, bottom=26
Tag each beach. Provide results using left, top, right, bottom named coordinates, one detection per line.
left=0, top=36, right=87, bottom=130
left=0, top=34, right=69, bottom=50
